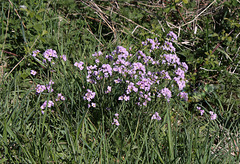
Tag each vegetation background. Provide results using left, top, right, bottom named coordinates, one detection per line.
left=0, top=0, right=239, bottom=163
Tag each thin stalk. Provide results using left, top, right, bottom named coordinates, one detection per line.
left=167, top=103, right=174, bottom=161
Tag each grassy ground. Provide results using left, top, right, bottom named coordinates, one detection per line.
left=0, top=0, right=239, bottom=163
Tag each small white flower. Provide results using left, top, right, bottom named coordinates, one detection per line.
left=20, top=5, right=27, bottom=9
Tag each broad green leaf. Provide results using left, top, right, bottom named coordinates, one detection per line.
left=41, top=30, right=48, bottom=36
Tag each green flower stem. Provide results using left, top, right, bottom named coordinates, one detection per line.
left=167, top=103, right=174, bottom=161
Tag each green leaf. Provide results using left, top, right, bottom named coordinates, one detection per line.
left=35, top=14, right=43, bottom=21
left=216, top=48, right=233, bottom=62
left=20, top=72, right=28, bottom=79
left=41, top=30, right=48, bottom=36
left=37, top=8, right=45, bottom=14
left=183, top=0, right=188, bottom=4
left=33, top=24, right=42, bottom=32
left=0, top=158, right=8, bottom=163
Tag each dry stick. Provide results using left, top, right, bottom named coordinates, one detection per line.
left=137, top=2, right=165, bottom=8
left=158, top=20, right=165, bottom=32
left=86, top=9, right=130, bottom=32
left=86, top=13, right=140, bottom=41
left=82, top=14, right=104, bottom=46
left=132, top=26, right=139, bottom=35
left=113, top=1, right=120, bottom=10
left=83, top=1, right=141, bottom=43
left=8, top=0, right=26, bottom=29
left=0, top=4, right=11, bottom=83
left=3, top=0, right=30, bottom=80
left=211, top=28, right=235, bottom=55
left=176, top=6, right=191, bottom=31
left=85, top=17, right=95, bottom=34
left=5, top=35, right=41, bottom=80
left=192, top=0, right=200, bottom=35
left=124, top=1, right=167, bottom=34
left=83, top=1, right=161, bottom=41
left=98, top=4, right=161, bottom=37
left=179, top=0, right=217, bottom=28
left=86, top=28, right=104, bottom=47
left=1, top=3, right=11, bottom=63
left=86, top=15, right=119, bottom=31
left=84, top=14, right=140, bottom=42
left=166, top=21, right=181, bottom=37
left=83, top=1, right=118, bottom=43
left=89, top=1, right=117, bottom=38
left=1, top=50, right=18, bottom=57
left=195, top=28, right=235, bottom=74
left=5, top=56, right=27, bottom=79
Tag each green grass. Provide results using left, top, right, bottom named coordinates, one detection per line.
left=0, top=0, right=239, bottom=163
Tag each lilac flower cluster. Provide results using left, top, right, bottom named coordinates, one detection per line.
left=32, top=49, right=67, bottom=67
left=112, top=113, right=120, bottom=126
left=41, top=100, right=54, bottom=109
left=196, top=106, right=217, bottom=120
left=118, top=94, right=130, bottom=101
left=30, top=49, right=68, bottom=114
left=74, top=31, right=188, bottom=108
left=43, top=49, right=58, bottom=64
left=31, top=70, right=37, bottom=76
left=158, top=88, right=172, bottom=102
left=162, top=54, right=180, bottom=66
left=151, top=112, right=161, bottom=121
left=179, top=91, right=188, bottom=101
left=32, top=50, right=40, bottom=57
left=142, top=38, right=160, bottom=52
left=91, top=51, right=103, bottom=64
left=105, top=86, right=111, bottom=94
left=74, top=61, right=84, bottom=70
left=162, top=41, right=176, bottom=52
left=72, top=31, right=190, bottom=124
left=167, top=31, right=178, bottom=42
left=35, top=84, right=46, bottom=94
left=60, top=55, right=67, bottom=61
left=35, top=80, right=54, bottom=94
left=83, top=89, right=96, bottom=101
left=197, top=106, right=205, bottom=116
left=46, top=80, right=54, bottom=93
left=92, top=51, right=103, bottom=57
left=56, top=93, right=65, bottom=101
left=210, top=111, right=217, bottom=120
left=35, top=79, right=65, bottom=113
left=83, top=89, right=96, bottom=108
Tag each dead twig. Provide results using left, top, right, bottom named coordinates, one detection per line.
left=1, top=50, right=18, bottom=57
left=85, top=1, right=118, bottom=43
left=8, top=0, right=26, bottom=29
left=98, top=4, right=161, bottom=38
left=86, top=28, right=104, bottom=47
left=179, top=0, right=217, bottom=28
left=1, top=3, right=11, bottom=63
left=176, top=5, right=191, bottom=31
